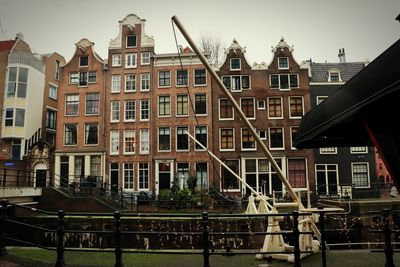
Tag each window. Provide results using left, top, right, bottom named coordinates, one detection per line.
left=140, top=100, right=150, bottom=121
left=259, top=130, right=267, bottom=140
left=350, top=147, right=368, bottom=154
left=196, top=162, right=208, bottom=189
left=46, top=109, right=56, bottom=130
left=66, top=95, right=79, bottom=116
left=140, top=73, right=150, bottom=91
left=125, top=53, right=137, bottom=68
left=219, top=98, right=234, bottom=120
left=11, top=140, right=21, bottom=160
left=177, top=163, right=190, bottom=189
left=124, top=163, right=134, bottom=190
left=329, top=72, right=341, bottom=82
left=7, top=67, right=28, bottom=98
left=241, top=128, right=256, bottom=150
left=158, top=71, right=170, bottom=87
left=110, top=130, right=119, bottom=155
left=317, top=96, right=328, bottom=105
left=112, top=54, right=121, bottom=67
left=223, top=75, right=251, bottom=91
left=64, top=124, right=77, bottom=145
left=141, top=52, right=151, bottom=65
left=194, top=69, right=206, bottom=85
left=352, top=163, right=370, bottom=188
left=270, top=74, right=298, bottom=90
left=269, top=127, right=284, bottom=150
left=195, top=126, right=207, bottom=150
left=138, top=163, right=149, bottom=190
left=278, top=57, right=289, bottom=69
left=290, top=127, right=298, bottom=149
left=55, top=60, right=60, bottom=80
left=126, top=35, right=137, bottom=48
left=15, top=108, right=25, bottom=127
left=85, top=123, right=98, bottom=145
left=244, top=159, right=269, bottom=195
left=320, top=147, right=337, bottom=154
left=140, top=129, right=150, bottom=154
left=289, top=97, right=304, bottom=118
left=4, top=108, right=13, bottom=126
left=79, top=72, right=88, bottom=86
left=90, top=156, right=101, bottom=177
left=158, top=127, right=171, bottom=151
left=49, top=84, right=57, bottom=100
left=316, top=164, right=339, bottom=195
left=125, top=74, right=136, bottom=92
left=158, top=96, right=171, bottom=117
left=268, top=97, right=282, bottom=118
left=176, top=95, right=188, bottom=116
left=230, top=58, right=241, bottom=70
left=69, top=72, right=79, bottom=84
left=124, top=130, right=135, bottom=154
left=110, top=101, right=120, bottom=122
left=220, top=128, right=234, bottom=151
left=88, top=72, right=97, bottom=83
left=112, top=75, right=121, bottom=93
left=79, top=56, right=88, bottom=67
left=222, top=160, right=240, bottom=191
left=288, top=158, right=306, bottom=188
left=176, top=70, right=188, bottom=86
left=240, top=98, right=255, bottom=119
left=124, top=100, right=135, bottom=121
left=195, top=94, right=207, bottom=115
left=86, top=93, right=100, bottom=115
left=257, top=100, right=265, bottom=109
left=177, top=126, right=189, bottom=151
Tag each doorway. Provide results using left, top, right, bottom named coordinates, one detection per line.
left=155, top=161, right=173, bottom=195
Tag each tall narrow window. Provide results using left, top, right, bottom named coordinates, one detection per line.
left=140, top=129, right=150, bottom=154
left=66, top=95, right=79, bottom=116
left=112, top=75, right=121, bottom=93
left=55, top=60, right=60, bottom=80
left=158, top=71, right=170, bottom=87
left=176, top=95, right=188, bottom=116
left=86, top=93, right=99, bottom=115
left=196, top=162, right=208, bottom=189
left=195, top=94, right=207, bottom=115
left=138, top=163, right=149, bottom=190
left=141, top=52, right=150, bottom=65
left=124, top=163, right=134, bottom=190
left=194, top=69, right=206, bottom=85
left=46, top=109, right=56, bottom=130
left=15, top=108, right=25, bottom=127
left=158, top=96, right=171, bottom=116
left=269, top=127, right=284, bottom=150
left=268, top=97, right=282, bottom=118
left=352, top=163, right=370, bottom=188
left=176, top=70, right=188, bottom=86
left=220, top=128, right=234, bottom=151
left=222, top=160, right=240, bottom=191
left=49, top=84, right=57, bottom=100
left=5, top=108, right=13, bottom=126
left=125, top=74, right=136, bottom=92
left=140, top=73, right=150, bottom=91
left=7, top=67, right=17, bottom=97
left=64, top=124, right=78, bottom=145
left=124, top=100, right=135, bottom=121
left=125, top=53, right=137, bottom=68
left=112, top=54, right=121, bottom=67
left=240, top=98, right=255, bottom=119
left=230, top=58, right=241, bottom=70
left=17, top=68, right=28, bottom=98
left=158, top=127, right=171, bottom=151
left=195, top=126, right=207, bottom=150
left=124, top=130, right=135, bottom=154
left=288, top=158, right=306, bottom=188
left=219, top=98, right=234, bottom=119
left=241, top=128, right=255, bottom=150
left=140, top=100, right=150, bottom=121
left=111, top=101, right=120, bottom=122
left=110, top=130, right=119, bottom=155
left=289, top=97, right=304, bottom=118
left=85, top=123, right=98, bottom=145
left=278, top=57, right=289, bottom=69
left=176, top=126, right=189, bottom=151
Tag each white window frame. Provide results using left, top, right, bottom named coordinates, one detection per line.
left=317, top=96, right=328, bottom=105
left=257, top=100, right=265, bottom=110
left=194, top=69, right=207, bottom=86
left=194, top=125, right=208, bottom=151
left=141, top=52, right=151, bottom=65
left=351, top=162, right=370, bottom=188
left=290, top=126, right=298, bottom=150
left=219, top=128, right=235, bottom=151
left=65, top=94, right=79, bottom=116
left=241, top=127, right=256, bottom=151
left=125, top=53, right=137, bottom=68
left=320, top=147, right=337, bottom=154
left=111, top=75, right=121, bottom=93
left=194, top=94, right=207, bottom=116
left=124, top=100, right=136, bottom=122
left=218, top=98, right=234, bottom=120
left=140, top=129, right=150, bottom=154
left=278, top=57, right=289, bottom=70
left=350, top=146, right=368, bottom=154
left=84, top=123, right=99, bottom=146
left=269, top=127, right=285, bottom=150
left=240, top=97, right=256, bottom=120
left=138, top=162, right=150, bottom=190
left=267, top=97, right=283, bottom=119
left=140, top=73, right=151, bottom=92
left=79, top=56, right=88, bottom=67
left=289, top=96, right=304, bottom=119
left=158, top=95, right=171, bottom=117
left=123, top=162, right=134, bottom=191
left=64, top=124, right=78, bottom=146
left=230, top=58, right=241, bottom=71
left=112, top=54, right=121, bottom=67
left=126, top=35, right=137, bottom=48
left=49, top=83, right=58, bottom=100
left=85, top=92, right=100, bottom=115
left=158, top=70, right=171, bottom=88
left=258, top=130, right=267, bottom=140
left=158, top=127, right=171, bottom=152
left=176, top=95, right=189, bottom=117
left=110, top=130, right=120, bottom=155
left=176, top=126, right=190, bottom=152
left=176, top=69, right=189, bottom=87
left=123, top=130, right=135, bottom=155
left=124, top=74, right=136, bottom=92
left=110, top=101, right=120, bottom=122
left=140, top=100, right=150, bottom=121
left=270, top=74, right=299, bottom=90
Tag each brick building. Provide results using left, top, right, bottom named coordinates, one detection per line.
left=212, top=38, right=313, bottom=197
left=54, top=38, right=107, bottom=187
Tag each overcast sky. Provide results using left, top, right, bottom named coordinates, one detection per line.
left=1, top=0, right=399, bottom=65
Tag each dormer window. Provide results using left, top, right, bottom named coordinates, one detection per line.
left=126, top=35, right=137, bottom=48
left=79, top=56, right=88, bottom=67
left=230, top=58, right=241, bottom=71
left=278, top=57, right=289, bottom=69
left=328, top=71, right=341, bottom=82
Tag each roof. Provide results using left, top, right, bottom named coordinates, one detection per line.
left=310, top=62, right=366, bottom=83
left=295, top=38, right=400, bottom=149
left=0, top=40, right=16, bottom=51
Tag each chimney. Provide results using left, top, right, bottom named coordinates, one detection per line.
left=15, top=32, right=24, bottom=41
left=338, top=49, right=342, bottom=63
left=342, top=48, right=346, bottom=63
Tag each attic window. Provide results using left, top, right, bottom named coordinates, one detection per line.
left=329, top=71, right=341, bottom=82
left=126, top=35, right=137, bottom=48
left=230, top=58, right=241, bottom=71
left=278, top=57, right=289, bottom=69
left=79, top=56, right=88, bottom=67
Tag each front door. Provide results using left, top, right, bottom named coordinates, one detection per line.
left=60, top=156, right=69, bottom=188
left=36, top=170, right=47, bottom=187
left=110, top=163, right=119, bottom=196
left=156, top=161, right=173, bottom=195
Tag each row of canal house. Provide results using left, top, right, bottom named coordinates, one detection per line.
left=1, top=14, right=380, bottom=199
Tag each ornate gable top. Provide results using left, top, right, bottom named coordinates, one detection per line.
left=225, top=39, right=246, bottom=54
left=271, top=37, right=294, bottom=53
